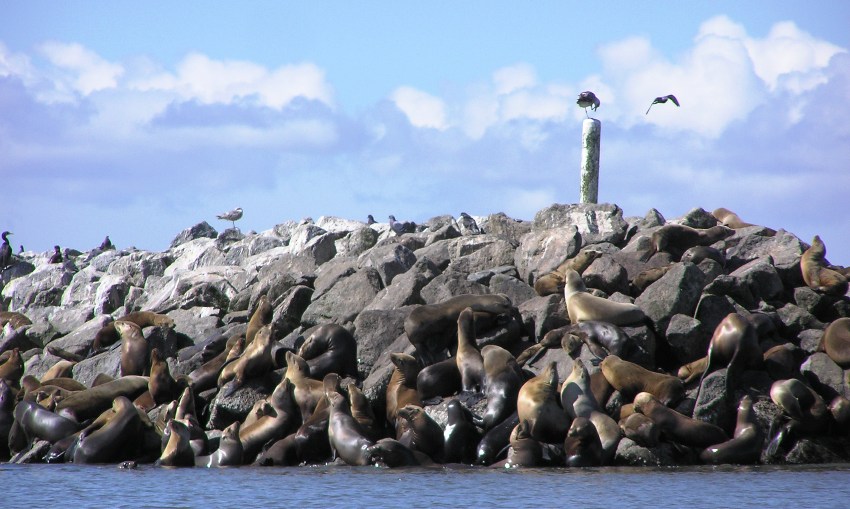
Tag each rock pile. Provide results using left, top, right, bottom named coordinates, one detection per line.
left=2, top=203, right=850, bottom=467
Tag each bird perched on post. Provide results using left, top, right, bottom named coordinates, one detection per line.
left=0, top=231, right=12, bottom=270
left=217, top=207, right=243, bottom=229
left=646, top=94, right=680, bottom=115
left=577, top=91, right=600, bottom=118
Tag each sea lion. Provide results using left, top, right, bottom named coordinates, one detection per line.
left=769, top=378, right=829, bottom=433
left=157, top=419, right=195, bottom=467
left=505, top=420, right=544, bottom=468
left=442, top=399, right=481, bottom=464
left=219, top=325, right=274, bottom=395
left=820, top=318, right=850, bottom=368
left=647, top=223, right=734, bottom=261
left=189, top=334, right=244, bottom=392
left=476, top=411, right=520, bottom=466
left=456, top=307, right=485, bottom=394
left=284, top=351, right=325, bottom=422
left=147, top=348, right=183, bottom=406
left=348, top=383, right=379, bottom=440
left=13, top=400, right=83, bottom=444
left=698, top=313, right=762, bottom=397
left=91, top=310, right=175, bottom=352
left=0, top=380, right=15, bottom=457
left=564, top=269, right=647, bottom=326
left=396, top=404, right=444, bottom=461
left=254, top=433, right=300, bottom=466
left=563, top=416, right=603, bottom=467
left=534, top=249, right=603, bottom=297
left=239, top=378, right=299, bottom=463
left=481, top=345, right=524, bottom=430
left=416, top=356, right=461, bottom=402
left=72, top=396, right=143, bottom=464
left=42, top=360, right=77, bottom=382
left=561, top=360, right=621, bottom=463
left=678, top=356, right=708, bottom=384
left=386, top=353, right=423, bottom=428
left=327, top=391, right=374, bottom=466
left=296, top=323, right=358, bottom=379
left=801, top=235, right=849, bottom=296
left=177, top=331, right=229, bottom=362
left=404, top=293, right=519, bottom=365
left=700, top=395, right=764, bottom=464
left=292, top=373, right=340, bottom=464
left=0, top=311, right=31, bottom=329
left=680, top=246, right=725, bottom=266
left=600, top=355, right=684, bottom=406
left=197, top=421, right=243, bottom=467
left=366, top=438, right=427, bottom=467
left=245, top=294, right=273, bottom=345
left=619, top=412, right=661, bottom=448
left=633, top=392, right=728, bottom=448
left=630, top=265, right=673, bottom=295
left=762, top=343, right=803, bottom=381
left=0, top=348, right=23, bottom=388
left=55, top=375, right=149, bottom=422
left=517, top=361, right=570, bottom=444
left=116, top=321, right=149, bottom=377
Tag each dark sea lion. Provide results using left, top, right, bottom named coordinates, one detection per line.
left=147, top=348, right=183, bottom=406
left=700, top=395, right=763, bottom=465
left=600, top=355, right=684, bottom=406
left=55, top=375, right=149, bottom=421
left=442, top=399, right=481, bottom=464
left=476, top=411, right=520, bottom=466
left=633, top=392, right=728, bottom=448
left=219, top=325, right=275, bottom=397
left=630, top=264, right=673, bottom=295
left=297, top=323, right=358, bottom=379
left=416, top=356, right=461, bottom=402
left=516, top=326, right=569, bottom=367
left=189, top=334, right=244, bottom=392
left=534, top=248, right=603, bottom=297
left=820, top=318, right=850, bottom=368
left=14, top=400, right=83, bottom=443
left=396, top=404, right=444, bottom=461
left=801, top=235, right=849, bottom=296
left=366, top=438, right=426, bottom=467
left=620, top=412, right=661, bottom=448
left=647, top=223, right=733, bottom=261
left=564, top=270, right=646, bottom=326
left=348, top=383, right=379, bottom=439
left=769, top=378, right=829, bottom=433
left=762, top=343, right=803, bottom=380
left=404, top=293, right=518, bottom=365
left=560, top=361, right=621, bottom=463
left=293, top=373, right=340, bottom=464
left=0, top=380, right=15, bottom=458
left=116, top=321, right=149, bottom=377
left=481, top=345, right=524, bottom=430
left=0, top=348, right=23, bottom=388
left=506, top=419, right=543, bottom=468
left=456, top=307, right=485, bottom=394
left=157, top=419, right=195, bottom=467
left=563, top=416, right=603, bottom=467
left=829, top=395, right=850, bottom=429
left=254, top=433, right=299, bottom=466
left=245, top=294, right=273, bottom=345
left=517, top=361, right=570, bottom=444
left=680, top=246, right=725, bottom=266
left=386, top=353, right=423, bottom=428
left=284, top=351, right=325, bottom=422
left=92, top=310, right=175, bottom=352
left=327, top=391, right=374, bottom=466
left=177, top=331, right=228, bottom=362
left=72, top=396, right=143, bottom=464
left=698, top=313, right=762, bottom=397
left=239, top=378, right=299, bottom=463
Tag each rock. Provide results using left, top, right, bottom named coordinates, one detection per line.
left=665, top=314, right=708, bottom=364
left=800, top=352, right=847, bottom=400
left=170, top=221, right=218, bottom=248
left=532, top=203, right=629, bottom=246
left=517, top=295, right=569, bottom=342
left=582, top=254, right=629, bottom=296
left=353, top=308, right=414, bottom=378
left=692, top=369, right=734, bottom=432
left=357, top=243, right=417, bottom=287
left=300, top=268, right=383, bottom=326
left=635, top=263, right=706, bottom=337
left=420, top=270, right=488, bottom=304
left=515, top=227, right=581, bottom=286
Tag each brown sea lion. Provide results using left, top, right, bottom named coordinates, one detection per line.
left=292, top=373, right=340, bottom=464
left=619, top=412, right=661, bottom=448
left=630, top=265, right=673, bottom=295
left=91, top=310, right=175, bottom=352
left=366, top=437, right=429, bottom=467
left=0, top=311, right=32, bottom=329
left=219, top=325, right=274, bottom=397
left=386, top=353, right=423, bottom=428
left=481, top=345, right=524, bottom=430
left=534, top=248, right=603, bottom=297
left=189, top=334, right=244, bottom=392
left=560, top=360, right=621, bottom=463
left=680, top=246, right=725, bottom=266
left=564, top=270, right=646, bottom=326
left=396, top=404, right=444, bottom=461
left=297, top=323, right=358, bottom=379
left=245, top=294, right=273, bottom=345
left=147, top=348, right=183, bottom=406
left=762, top=343, right=803, bottom=380
left=41, top=360, right=77, bottom=382
left=0, top=348, right=23, bottom=388
left=348, top=383, right=380, bottom=440
left=456, top=307, right=485, bottom=394
left=196, top=420, right=243, bottom=467
left=634, top=392, right=728, bottom=447
left=283, top=351, right=325, bottom=423
left=55, top=375, right=149, bottom=422
left=563, top=416, right=604, bottom=467
left=404, top=293, right=518, bottom=365
left=600, top=355, right=685, bottom=406
left=801, top=235, right=849, bottom=296
left=700, top=395, right=764, bottom=464
left=327, top=391, right=374, bottom=466
left=769, top=378, right=830, bottom=433
left=517, top=361, right=570, bottom=444
left=239, top=378, right=299, bottom=463
left=820, top=318, right=850, bottom=368
left=72, top=396, right=143, bottom=464
left=647, top=223, right=734, bottom=261
left=678, top=356, right=709, bottom=384
left=505, top=419, right=544, bottom=468
left=157, top=419, right=195, bottom=467
left=254, top=433, right=300, bottom=466
left=712, top=207, right=775, bottom=234
left=698, top=313, right=762, bottom=397
left=116, top=321, right=149, bottom=377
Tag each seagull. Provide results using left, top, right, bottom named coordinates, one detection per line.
left=577, top=91, right=600, bottom=118
left=48, top=245, right=63, bottom=264
left=0, top=231, right=12, bottom=269
left=646, top=94, right=680, bottom=115
left=217, top=207, right=243, bottom=229
left=458, top=212, right=481, bottom=235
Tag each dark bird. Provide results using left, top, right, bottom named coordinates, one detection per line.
left=577, top=91, right=600, bottom=118
left=646, top=94, right=680, bottom=115
left=48, top=245, right=63, bottom=264
left=366, top=214, right=376, bottom=225
left=216, top=207, right=243, bottom=229
left=99, top=235, right=114, bottom=251
left=18, top=245, right=24, bottom=254
left=0, top=231, right=12, bottom=269
left=458, top=212, right=481, bottom=235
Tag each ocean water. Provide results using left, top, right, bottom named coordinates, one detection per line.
left=4, top=463, right=850, bottom=509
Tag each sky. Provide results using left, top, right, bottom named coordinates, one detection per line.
left=1, top=1, right=849, bottom=265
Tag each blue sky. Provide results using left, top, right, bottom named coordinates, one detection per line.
left=2, top=1, right=849, bottom=265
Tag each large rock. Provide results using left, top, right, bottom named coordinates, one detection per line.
left=636, top=262, right=706, bottom=337
left=352, top=307, right=414, bottom=378
left=514, top=227, right=581, bottom=286
left=532, top=203, right=629, bottom=246
left=300, top=268, right=384, bottom=326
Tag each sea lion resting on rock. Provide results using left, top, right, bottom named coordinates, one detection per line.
left=800, top=235, right=848, bottom=296
left=296, top=323, right=358, bottom=379
left=633, top=392, right=728, bottom=448
left=91, top=311, right=175, bottom=352
left=820, top=318, right=850, bottom=368
left=646, top=223, right=733, bottom=261
left=698, top=313, right=763, bottom=398
left=563, top=269, right=646, bottom=326
left=534, top=248, right=603, bottom=297
left=600, top=355, right=684, bottom=407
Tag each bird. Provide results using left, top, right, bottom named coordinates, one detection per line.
left=366, top=214, right=376, bottom=225
left=216, top=207, right=243, bottom=229
left=458, top=212, right=481, bottom=235
left=646, top=94, right=680, bottom=115
left=48, top=245, right=63, bottom=264
left=577, top=91, right=600, bottom=118
left=0, top=231, right=12, bottom=270
left=388, top=215, right=406, bottom=236
left=99, top=235, right=114, bottom=251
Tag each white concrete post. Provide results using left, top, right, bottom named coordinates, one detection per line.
left=580, top=118, right=601, bottom=204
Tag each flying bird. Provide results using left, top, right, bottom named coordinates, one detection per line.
left=576, top=91, right=600, bottom=118
left=646, top=94, right=680, bottom=115
left=216, top=207, right=243, bottom=229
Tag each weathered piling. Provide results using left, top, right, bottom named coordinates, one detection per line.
left=580, top=118, right=601, bottom=204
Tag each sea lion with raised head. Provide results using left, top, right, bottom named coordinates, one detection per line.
left=633, top=392, right=728, bottom=448
left=190, top=334, right=244, bottom=392
left=600, top=355, right=684, bottom=407
left=91, top=311, right=175, bottom=352
left=327, top=391, right=374, bottom=466
left=284, top=351, right=325, bottom=423
left=456, top=307, right=485, bottom=394
left=157, top=419, right=195, bottom=467
left=505, top=419, right=544, bottom=468
left=698, top=313, right=762, bottom=398
left=534, top=249, right=603, bottom=297
left=245, top=295, right=273, bottom=345
left=801, top=235, right=849, bottom=296
left=218, top=325, right=274, bottom=397
left=386, top=353, right=423, bottom=428
left=516, top=361, right=570, bottom=444
left=239, top=378, right=299, bottom=463
left=0, top=348, right=23, bottom=388
left=197, top=421, right=243, bottom=467
left=396, top=404, right=444, bottom=461
left=700, top=395, right=763, bottom=464
left=564, top=270, right=647, bottom=326
left=563, top=416, right=604, bottom=467
left=116, top=321, right=149, bottom=377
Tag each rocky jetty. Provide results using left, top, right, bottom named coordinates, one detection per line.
left=2, top=203, right=850, bottom=467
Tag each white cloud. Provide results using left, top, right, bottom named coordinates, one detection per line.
left=38, top=41, right=124, bottom=95
left=391, top=86, right=448, bottom=129
left=493, top=63, right=537, bottom=94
